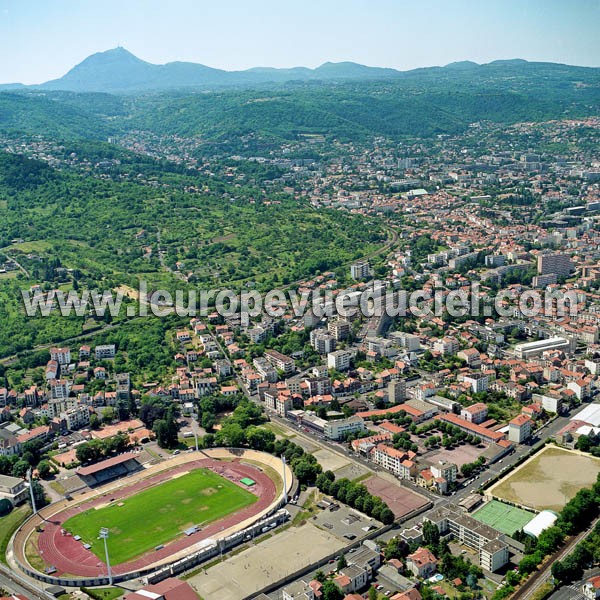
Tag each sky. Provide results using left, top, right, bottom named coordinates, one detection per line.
left=1, top=0, right=599, bottom=84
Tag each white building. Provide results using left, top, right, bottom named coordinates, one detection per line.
left=327, top=350, right=352, bottom=372
left=324, top=416, right=365, bottom=440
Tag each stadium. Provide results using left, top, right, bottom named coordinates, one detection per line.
left=10, top=448, right=294, bottom=586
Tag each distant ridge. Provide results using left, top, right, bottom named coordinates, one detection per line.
left=13, top=47, right=594, bottom=94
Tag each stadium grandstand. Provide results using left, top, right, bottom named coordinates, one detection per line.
left=76, top=452, right=141, bottom=486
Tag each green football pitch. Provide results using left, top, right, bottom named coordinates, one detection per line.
left=62, top=468, right=258, bottom=564
left=472, top=499, right=534, bottom=536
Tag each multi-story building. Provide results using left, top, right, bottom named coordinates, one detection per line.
left=310, top=330, right=337, bottom=354
left=463, top=373, right=489, bottom=394
left=508, top=414, right=532, bottom=443
left=370, top=444, right=416, bottom=479
left=63, top=405, right=91, bottom=431
left=514, top=337, right=574, bottom=360
left=50, top=347, right=71, bottom=366
left=406, top=546, right=438, bottom=578
left=388, top=379, right=406, bottom=404
left=95, top=344, right=116, bottom=360
left=324, top=416, right=365, bottom=440
left=327, top=350, right=352, bottom=372
left=282, top=580, right=315, bottom=600
left=430, top=460, right=457, bottom=484
left=350, top=261, right=370, bottom=280
left=327, top=318, right=351, bottom=341
left=425, top=505, right=509, bottom=572
left=460, top=403, right=488, bottom=424
left=264, top=350, right=295, bottom=375
left=434, top=337, right=460, bottom=356
left=0, top=474, right=29, bottom=506
left=537, top=253, right=573, bottom=277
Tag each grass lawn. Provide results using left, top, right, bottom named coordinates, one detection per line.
left=62, top=468, right=257, bottom=564
left=0, top=504, right=32, bottom=564
left=472, top=500, right=534, bottom=536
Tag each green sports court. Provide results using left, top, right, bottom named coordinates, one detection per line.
left=472, top=499, right=535, bottom=536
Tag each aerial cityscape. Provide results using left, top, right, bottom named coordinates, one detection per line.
left=0, top=2, right=599, bottom=600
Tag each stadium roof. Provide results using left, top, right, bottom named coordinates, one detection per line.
left=571, top=403, right=600, bottom=427
left=77, top=452, right=139, bottom=477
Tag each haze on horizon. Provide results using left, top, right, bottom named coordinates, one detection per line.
left=1, top=0, right=599, bottom=85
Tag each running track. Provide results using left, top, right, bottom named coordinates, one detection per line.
left=36, top=458, right=276, bottom=577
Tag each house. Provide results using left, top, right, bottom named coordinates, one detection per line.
left=406, top=547, right=438, bottom=578
left=583, top=576, right=600, bottom=600
left=390, top=591, right=422, bottom=600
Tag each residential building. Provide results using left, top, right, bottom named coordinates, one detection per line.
left=327, top=318, right=351, bottom=341
left=350, top=261, right=370, bottom=280
left=50, top=347, right=71, bottom=366
left=95, top=344, right=116, bottom=359
left=264, top=350, right=295, bottom=375
left=425, top=505, right=509, bottom=572
left=508, top=414, right=532, bottom=443
left=537, top=253, right=573, bottom=277
left=328, top=350, right=353, bottom=372
left=406, top=547, right=438, bottom=578
left=460, top=403, right=488, bottom=425
left=388, top=379, right=406, bottom=403
left=430, top=460, right=457, bottom=484
left=310, top=330, right=337, bottom=354
left=370, top=444, right=416, bottom=479
left=463, top=373, right=489, bottom=394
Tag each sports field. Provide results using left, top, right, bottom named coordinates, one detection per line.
left=488, top=446, right=600, bottom=511
left=472, top=500, right=534, bottom=536
left=62, top=468, right=257, bottom=564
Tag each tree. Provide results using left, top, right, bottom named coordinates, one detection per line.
left=37, top=460, right=51, bottom=479
left=380, top=507, right=395, bottom=525
left=0, top=498, right=12, bottom=517
left=322, top=581, right=343, bottom=600
left=11, top=460, right=29, bottom=478
left=368, top=586, right=378, bottom=600
left=102, top=407, right=115, bottom=424
left=423, top=520, right=440, bottom=549
left=337, top=553, right=347, bottom=570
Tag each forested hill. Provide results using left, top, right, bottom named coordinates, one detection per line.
left=1, top=57, right=599, bottom=141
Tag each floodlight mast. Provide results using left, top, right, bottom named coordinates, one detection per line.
left=282, top=456, right=288, bottom=504
left=99, top=527, right=113, bottom=585
left=27, top=468, right=37, bottom=515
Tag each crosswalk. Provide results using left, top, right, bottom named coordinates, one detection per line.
left=564, top=583, right=586, bottom=600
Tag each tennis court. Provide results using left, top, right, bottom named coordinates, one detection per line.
left=472, top=500, right=534, bottom=536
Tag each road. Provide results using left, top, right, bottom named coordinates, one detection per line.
left=0, top=564, right=53, bottom=600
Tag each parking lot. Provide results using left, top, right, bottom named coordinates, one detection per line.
left=312, top=503, right=381, bottom=542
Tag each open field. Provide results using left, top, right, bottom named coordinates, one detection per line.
left=187, top=522, right=343, bottom=600
left=363, top=475, right=429, bottom=518
left=489, top=446, right=600, bottom=511
left=0, top=505, right=31, bottom=564
left=62, top=468, right=257, bottom=564
left=472, top=500, right=535, bottom=536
